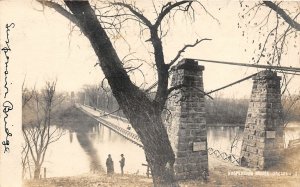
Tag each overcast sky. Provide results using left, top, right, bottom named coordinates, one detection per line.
left=1, top=0, right=299, bottom=98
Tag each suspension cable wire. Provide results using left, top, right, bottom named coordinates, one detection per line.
left=144, top=58, right=300, bottom=93
left=276, top=71, right=300, bottom=76
left=206, top=73, right=258, bottom=95
left=190, top=58, right=300, bottom=73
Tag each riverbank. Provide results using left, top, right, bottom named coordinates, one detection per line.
left=23, top=106, right=299, bottom=186
left=24, top=154, right=300, bottom=187
left=23, top=168, right=300, bottom=187
left=23, top=173, right=153, bottom=187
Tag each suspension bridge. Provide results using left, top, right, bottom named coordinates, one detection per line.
left=76, top=58, right=300, bottom=178
left=75, top=103, right=143, bottom=147
left=76, top=103, right=241, bottom=166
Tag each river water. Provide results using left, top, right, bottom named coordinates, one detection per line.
left=41, top=121, right=300, bottom=178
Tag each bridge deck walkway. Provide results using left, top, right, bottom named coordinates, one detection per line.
left=75, top=104, right=143, bottom=147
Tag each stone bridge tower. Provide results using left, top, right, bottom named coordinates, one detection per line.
left=166, top=59, right=208, bottom=180
left=240, top=70, right=284, bottom=169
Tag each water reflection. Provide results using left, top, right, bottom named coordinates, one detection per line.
left=44, top=121, right=146, bottom=178
left=69, top=130, right=73, bottom=143
left=284, top=122, right=300, bottom=147
left=207, top=123, right=300, bottom=155
left=94, top=124, right=146, bottom=175
left=76, top=132, right=103, bottom=172
left=207, top=126, right=243, bottom=155
left=44, top=122, right=300, bottom=178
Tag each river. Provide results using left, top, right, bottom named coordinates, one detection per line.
left=39, top=121, right=300, bottom=178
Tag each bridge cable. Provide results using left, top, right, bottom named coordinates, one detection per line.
left=206, top=72, right=258, bottom=95
left=191, top=58, right=300, bottom=73
left=144, top=57, right=300, bottom=95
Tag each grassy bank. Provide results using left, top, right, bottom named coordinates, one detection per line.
left=24, top=147, right=300, bottom=187
left=24, top=167, right=300, bottom=187
left=23, top=173, right=152, bottom=187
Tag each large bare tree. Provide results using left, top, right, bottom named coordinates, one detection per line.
left=37, top=0, right=213, bottom=186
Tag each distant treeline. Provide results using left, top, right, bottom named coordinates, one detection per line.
left=76, top=84, right=300, bottom=125
left=282, top=95, right=300, bottom=122
left=205, top=95, right=300, bottom=124
left=76, top=85, right=249, bottom=124
left=205, top=98, right=248, bottom=125
left=76, top=84, right=125, bottom=117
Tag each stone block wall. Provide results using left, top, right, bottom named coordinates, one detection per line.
left=240, top=70, right=284, bottom=169
left=166, top=59, right=208, bottom=180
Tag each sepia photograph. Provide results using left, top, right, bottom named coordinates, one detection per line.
left=0, top=0, right=300, bottom=187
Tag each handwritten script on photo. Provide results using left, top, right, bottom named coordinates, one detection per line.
left=1, top=23, right=15, bottom=153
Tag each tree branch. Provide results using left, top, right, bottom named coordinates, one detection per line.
left=37, top=0, right=79, bottom=27
left=263, top=1, right=300, bottom=31
left=154, top=1, right=193, bottom=28
left=22, top=128, right=37, bottom=164
left=168, top=38, right=212, bottom=67
left=126, top=63, right=143, bottom=74
left=111, top=2, right=153, bottom=28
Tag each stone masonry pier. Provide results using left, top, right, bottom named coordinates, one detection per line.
left=166, top=59, right=208, bottom=180
left=240, top=70, right=284, bottom=169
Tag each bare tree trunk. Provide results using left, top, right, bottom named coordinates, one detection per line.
left=27, top=158, right=32, bottom=179
left=125, top=106, right=177, bottom=187
left=61, top=2, right=178, bottom=186
left=23, top=81, right=63, bottom=180
left=33, top=165, right=41, bottom=179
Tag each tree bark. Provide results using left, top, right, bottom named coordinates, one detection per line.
left=123, top=104, right=176, bottom=186
left=62, top=1, right=177, bottom=186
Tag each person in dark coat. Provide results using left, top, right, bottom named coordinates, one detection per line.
left=119, top=154, right=125, bottom=176
left=106, top=154, right=114, bottom=175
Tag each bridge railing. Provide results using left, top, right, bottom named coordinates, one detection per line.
left=82, top=104, right=129, bottom=122
left=76, top=103, right=142, bottom=147
left=97, top=117, right=143, bottom=147
left=208, top=147, right=240, bottom=166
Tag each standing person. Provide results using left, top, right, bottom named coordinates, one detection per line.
left=119, top=154, right=125, bottom=176
left=106, top=154, right=114, bottom=175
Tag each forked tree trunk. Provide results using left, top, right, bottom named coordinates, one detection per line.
left=62, top=2, right=178, bottom=186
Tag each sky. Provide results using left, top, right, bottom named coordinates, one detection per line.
left=1, top=0, right=299, bottom=98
